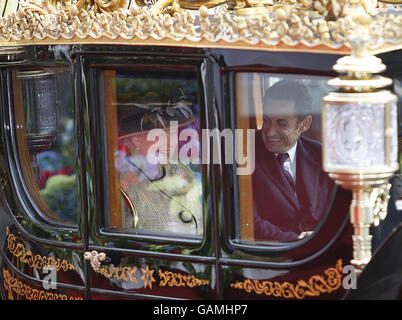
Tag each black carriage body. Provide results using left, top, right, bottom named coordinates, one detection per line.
left=0, top=45, right=401, bottom=300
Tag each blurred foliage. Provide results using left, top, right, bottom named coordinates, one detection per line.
left=40, top=174, right=78, bottom=222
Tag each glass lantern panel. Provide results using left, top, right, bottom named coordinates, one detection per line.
left=323, top=103, right=389, bottom=169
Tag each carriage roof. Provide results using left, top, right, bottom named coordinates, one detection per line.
left=0, top=0, right=401, bottom=55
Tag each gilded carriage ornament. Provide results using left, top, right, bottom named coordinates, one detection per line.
left=158, top=269, right=210, bottom=287
left=6, top=227, right=77, bottom=272
left=3, top=268, right=83, bottom=300
left=135, top=0, right=274, bottom=15
left=23, top=0, right=127, bottom=14
left=84, top=250, right=106, bottom=271
left=230, top=259, right=344, bottom=299
left=95, top=263, right=210, bottom=289
left=140, top=265, right=156, bottom=289
left=0, top=0, right=401, bottom=54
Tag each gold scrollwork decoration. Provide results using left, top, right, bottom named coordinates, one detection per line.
left=95, top=264, right=210, bottom=289
left=230, top=259, right=344, bottom=299
left=6, top=227, right=77, bottom=272
left=2, top=268, right=83, bottom=300
left=96, top=265, right=138, bottom=283
left=372, top=183, right=391, bottom=227
left=0, top=0, right=400, bottom=54
left=135, top=0, right=273, bottom=16
left=379, top=0, right=402, bottom=3
left=39, top=0, right=127, bottom=14
left=158, top=269, right=210, bottom=288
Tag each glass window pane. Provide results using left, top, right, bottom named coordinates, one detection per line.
left=235, top=73, right=334, bottom=243
left=103, top=68, right=203, bottom=238
left=13, top=68, right=78, bottom=225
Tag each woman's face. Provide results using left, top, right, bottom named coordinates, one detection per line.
left=125, top=130, right=170, bottom=157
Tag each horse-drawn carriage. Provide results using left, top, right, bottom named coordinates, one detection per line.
left=0, top=0, right=401, bottom=300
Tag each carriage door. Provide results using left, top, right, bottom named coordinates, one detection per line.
left=1, top=48, right=86, bottom=301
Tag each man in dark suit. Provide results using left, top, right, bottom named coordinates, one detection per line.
left=253, top=80, right=334, bottom=242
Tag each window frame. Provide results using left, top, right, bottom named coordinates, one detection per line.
left=86, top=54, right=213, bottom=248
left=222, top=66, right=350, bottom=256
left=6, top=65, right=80, bottom=232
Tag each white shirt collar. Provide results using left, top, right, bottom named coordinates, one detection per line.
left=286, top=141, right=297, bottom=164
left=275, top=141, right=297, bottom=163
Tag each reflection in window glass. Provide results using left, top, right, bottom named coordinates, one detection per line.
left=103, top=68, right=203, bottom=237
left=235, top=73, right=334, bottom=243
left=13, top=69, right=78, bottom=224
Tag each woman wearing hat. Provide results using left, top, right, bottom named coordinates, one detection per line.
left=116, top=90, right=203, bottom=236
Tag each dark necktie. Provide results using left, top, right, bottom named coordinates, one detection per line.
left=277, top=153, right=296, bottom=191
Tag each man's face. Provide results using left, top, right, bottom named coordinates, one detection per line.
left=261, top=99, right=312, bottom=154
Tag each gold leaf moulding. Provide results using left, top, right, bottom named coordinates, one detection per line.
left=95, top=264, right=210, bottom=289
left=6, top=227, right=77, bottom=272
left=0, top=2, right=400, bottom=54
left=230, top=259, right=344, bottom=299
left=2, top=267, right=84, bottom=300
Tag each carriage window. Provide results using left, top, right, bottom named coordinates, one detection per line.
left=102, top=68, right=203, bottom=238
left=235, top=73, right=333, bottom=243
left=13, top=69, right=78, bottom=225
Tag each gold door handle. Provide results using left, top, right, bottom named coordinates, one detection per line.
left=84, top=250, right=106, bottom=271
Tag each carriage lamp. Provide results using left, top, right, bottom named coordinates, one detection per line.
left=322, top=36, right=399, bottom=273
left=17, top=70, right=59, bottom=182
